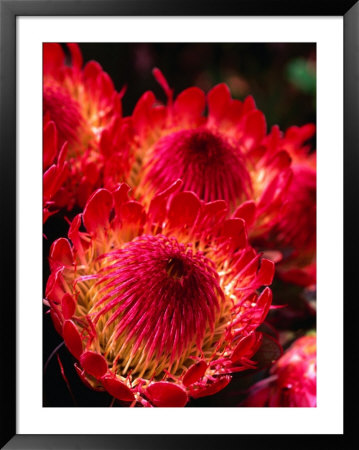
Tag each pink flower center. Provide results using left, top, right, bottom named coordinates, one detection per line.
left=91, top=234, right=226, bottom=378
left=144, top=128, right=251, bottom=206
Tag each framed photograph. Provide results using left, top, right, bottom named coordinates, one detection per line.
left=1, top=0, right=356, bottom=448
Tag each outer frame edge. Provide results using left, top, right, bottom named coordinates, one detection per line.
left=1, top=0, right=356, bottom=448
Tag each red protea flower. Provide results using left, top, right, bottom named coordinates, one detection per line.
left=43, top=119, right=69, bottom=223
left=242, top=333, right=316, bottom=407
left=271, top=124, right=316, bottom=287
left=123, top=69, right=292, bottom=240
left=43, top=43, right=131, bottom=208
left=44, top=180, right=274, bottom=406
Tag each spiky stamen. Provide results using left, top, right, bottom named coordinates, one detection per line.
left=78, top=235, right=230, bottom=380
left=143, top=129, right=251, bottom=206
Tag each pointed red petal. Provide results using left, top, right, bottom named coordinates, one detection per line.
left=63, top=320, right=83, bottom=359
left=148, top=179, right=182, bottom=225
left=231, top=333, right=259, bottom=362
left=242, top=95, right=256, bottom=114
left=221, top=218, right=247, bottom=249
left=153, top=68, right=172, bottom=101
left=269, top=150, right=292, bottom=171
left=256, top=258, right=275, bottom=286
left=101, top=375, right=135, bottom=402
left=120, top=201, right=145, bottom=225
left=43, top=121, right=58, bottom=169
left=83, top=60, right=102, bottom=84
left=207, top=83, right=231, bottom=121
left=67, top=43, right=83, bottom=70
left=174, top=87, right=205, bottom=121
left=45, top=268, right=66, bottom=303
left=80, top=351, right=108, bottom=379
left=182, top=361, right=208, bottom=387
left=256, top=287, right=272, bottom=322
left=146, top=382, right=188, bottom=407
left=83, top=189, right=113, bottom=234
left=233, top=201, right=256, bottom=228
left=61, top=293, right=77, bottom=320
left=242, top=110, right=267, bottom=151
left=190, top=376, right=231, bottom=399
left=132, top=91, right=156, bottom=137
left=50, top=237, right=73, bottom=269
left=43, top=43, right=64, bottom=74
left=168, top=191, right=200, bottom=228
left=113, top=183, right=131, bottom=218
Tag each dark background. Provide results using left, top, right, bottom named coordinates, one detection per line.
left=43, top=43, right=316, bottom=407
left=77, top=42, right=316, bottom=128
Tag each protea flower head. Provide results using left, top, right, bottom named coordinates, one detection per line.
left=43, top=43, right=131, bottom=208
left=242, top=333, right=316, bottom=407
left=119, top=69, right=293, bottom=240
left=43, top=118, right=69, bottom=223
left=271, top=124, right=316, bottom=287
left=45, top=180, right=275, bottom=406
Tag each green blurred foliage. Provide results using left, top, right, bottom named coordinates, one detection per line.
left=286, top=57, right=316, bottom=95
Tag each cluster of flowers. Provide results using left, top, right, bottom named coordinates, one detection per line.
left=43, top=43, right=316, bottom=407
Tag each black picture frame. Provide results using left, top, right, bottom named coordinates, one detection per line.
left=1, top=0, right=357, bottom=448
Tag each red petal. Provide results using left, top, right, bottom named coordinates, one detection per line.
left=182, top=361, right=208, bottom=387
left=43, top=121, right=58, bottom=169
left=83, top=60, right=102, bottom=83
left=190, top=376, right=231, bottom=399
left=57, top=142, right=68, bottom=166
left=100, top=72, right=115, bottom=99
left=80, top=351, right=108, bottom=379
left=233, top=201, right=256, bottom=228
left=148, top=179, right=182, bottom=225
left=231, top=333, right=259, bottom=362
left=153, top=68, right=172, bottom=100
left=121, top=201, right=145, bottom=225
left=61, top=293, right=76, bottom=320
left=146, top=382, right=188, bottom=407
left=221, top=218, right=247, bottom=249
left=197, top=200, right=228, bottom=233
left=68, top=214, right=82, bottom=251
left=43, top=165, right=57, bottom=200
left=45, top=268, right=65, bottom=304
left=50, top=237, right=73, bottom=269
left=257, top=169, right=293, bottom=210
left=63, top=320, right=83, bottom=359
left=83, top=189, right=113, bottom=234
left=256, top=287, right=272, bottom=323
left=101, top=375, right=135, bottom=402
left=203, top=200, right=227, bottom=217
left=256, top=258, right=275, bottom=286
left=207, top=83, right=231, bottom=121
left=168, top=191, right=200, bottom=228
left=269, top=150, right=292, bottom=170
left=174, top=87, right=205, bottom=121
left=242, top=95, right=256, bottom=114
left=67, top=43, right=83, bottom=70
left=43, top=43, right=64, bottom=74
left=113, top=183, right=131, bottom=218
left=132, top=91, right=156, bottom=137
left=242, top=110, right=267, bottom=151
